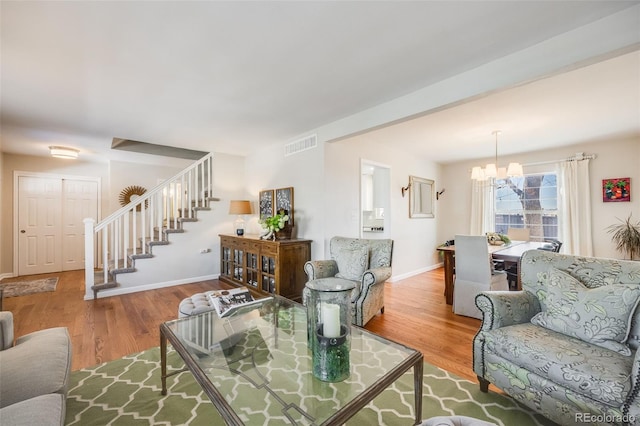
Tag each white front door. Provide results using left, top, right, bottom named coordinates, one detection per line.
left=17, top=175, right=99, bottom=275
left=18, top=176, right=63, bottom=275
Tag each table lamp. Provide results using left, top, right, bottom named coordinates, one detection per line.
left=229, top=200, right=252, bottom=236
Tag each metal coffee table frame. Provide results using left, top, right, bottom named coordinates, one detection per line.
left=160, top=295, right=423, bottom=425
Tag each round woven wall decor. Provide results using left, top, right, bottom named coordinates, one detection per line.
left=119, top=185, right=147, bottom=211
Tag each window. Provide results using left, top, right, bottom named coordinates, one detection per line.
left=494, top=173, right=558, bottom=241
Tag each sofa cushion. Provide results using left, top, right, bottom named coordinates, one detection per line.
left=334, top=245, right=369, bottom=281
left=0, top=311, right=14, bottom=350
left=0, top=394, right=66, bottom=426
left=0, top=327, right=71, bottom=408
left=480, top=323, right=634, bottom=407
left=531, top=267, right=640, bottom=355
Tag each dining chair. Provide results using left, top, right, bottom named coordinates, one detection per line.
left=453, top=235, right=509, bottom=319
left=538, top=238, right=563, bottom=253
left=501, top=228, right=531, bottom=288
left=507, top=227, right=530, bottom=241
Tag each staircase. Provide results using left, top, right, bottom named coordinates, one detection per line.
left=83, top=153, right=218, bottom=299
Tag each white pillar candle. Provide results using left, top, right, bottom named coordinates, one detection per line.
left=321, top=303, right=341, bottom=338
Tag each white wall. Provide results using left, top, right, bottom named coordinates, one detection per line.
left=211, top=152, right=251, bottom=238
left=4, top=137, right=637, bottom=281
left=109, top=159, right=190, bottom=211
left=244, top=141, right=326, bottom=261
left=438, top=136, right=640, bottom=259
left=244, top=132, right=442, bottom=281
left=325, top=137, right=441, bottom=279
left=244, top=134, right=638, bottom=283
left=0, top=151, right=247, bottom=277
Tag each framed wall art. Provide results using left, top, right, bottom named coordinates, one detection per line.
left=259, top=190, right=274, bottom=219
left=602, top=178, right=630, bottom=202
left=275, top=187, right=294, bottom=225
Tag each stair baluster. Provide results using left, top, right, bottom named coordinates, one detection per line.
left=84, top=153, right=218, bottom=299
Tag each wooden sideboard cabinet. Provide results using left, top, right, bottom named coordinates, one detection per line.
left=219, top=234, right=311, bottom=301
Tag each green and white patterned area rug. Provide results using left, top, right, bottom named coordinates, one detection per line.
left=65, top=347, right=556, bottom=425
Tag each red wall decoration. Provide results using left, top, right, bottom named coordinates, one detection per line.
left=602, top=178, right=630, bottom=202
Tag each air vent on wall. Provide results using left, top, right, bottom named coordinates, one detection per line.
left=284, top=134, right=317, bottom=157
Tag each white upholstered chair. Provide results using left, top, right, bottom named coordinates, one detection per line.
left=506, top=227, right=530, bottom=241
left=453, top=235, right=509, bottom=319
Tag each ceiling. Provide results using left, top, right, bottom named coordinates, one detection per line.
left=350, top=49, right=640, bottom=164
left=1, top=1, right=639, bottom=164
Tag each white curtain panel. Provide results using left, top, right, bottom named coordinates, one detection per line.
left=560, top=159, right=594, bottom=256
left=470, top=180, right=495, bottom=235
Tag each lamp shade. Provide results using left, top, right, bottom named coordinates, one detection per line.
left=471, top=167, right=484, bottom=180
left=49, top=146, right=79, bottom=159
left=229, top=200, right=252, bottom=215
left=507, top=162, right=524, bottom=177
left=484, top=164, right=497, bottom=178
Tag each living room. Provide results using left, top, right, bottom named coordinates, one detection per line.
left=1, top=3, right=639, bottom=284
left=1, top=2, right=639, bottom=425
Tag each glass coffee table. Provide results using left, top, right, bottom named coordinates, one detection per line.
left=160, top=295, right=423, bottom=425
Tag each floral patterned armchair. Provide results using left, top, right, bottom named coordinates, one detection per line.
left=474, top=250, right=640, bottom=425
left=304, top=236, right=393, bottom=327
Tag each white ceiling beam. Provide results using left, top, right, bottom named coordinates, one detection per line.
left=313, top=4, right=640, bottom=146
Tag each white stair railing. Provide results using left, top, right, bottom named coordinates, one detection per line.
left=84, top=153, right=215, bottom=296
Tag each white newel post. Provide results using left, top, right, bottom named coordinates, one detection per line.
left=84, top=218, right=95, bottom=299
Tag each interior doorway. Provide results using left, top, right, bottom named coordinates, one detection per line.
left=360, top=160, right=391, bottom=239
left=15, top=173, right=99, bottom=276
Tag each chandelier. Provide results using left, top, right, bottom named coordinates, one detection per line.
left=471, top=131, right=523, bottom=181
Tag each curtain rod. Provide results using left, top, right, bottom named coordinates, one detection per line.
left=523, top=152, right=596, bottom=167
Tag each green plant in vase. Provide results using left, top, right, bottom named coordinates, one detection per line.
left=486, top=232, right=511, bottom=246
left=259, top=210, right=290, bottom=240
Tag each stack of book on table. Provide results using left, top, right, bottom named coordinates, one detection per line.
left=208, top=288, right=271, bottom=318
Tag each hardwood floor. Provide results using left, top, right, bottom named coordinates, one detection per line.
left=1, top=267, right=480, bottom=383
left=366, top=268, right=481, bottom=382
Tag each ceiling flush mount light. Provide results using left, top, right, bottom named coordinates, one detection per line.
left=49, top=146, right=79, bottom=159
left=471, top=131, right=523, bottom=181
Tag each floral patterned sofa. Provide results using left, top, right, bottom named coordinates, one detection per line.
left=474, top=250, right=640, bottom=426
left=304, top=236, right=393, bottom=327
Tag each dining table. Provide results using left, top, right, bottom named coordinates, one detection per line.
left=437, top=240, right=548, bottom=305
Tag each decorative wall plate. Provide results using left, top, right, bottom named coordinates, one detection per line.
left=119, top=185, right=147, bottom=211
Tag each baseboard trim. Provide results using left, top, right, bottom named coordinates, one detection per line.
left=0, top=273, right=16, bottom=281
left=388, top=263, right=443, bottom=283
left=84, top=274, right=220, bottom=300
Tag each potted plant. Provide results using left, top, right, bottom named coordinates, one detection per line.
left=486, top=232, right=511, bottom=246
left=259, top=210, right=290, bottom=240
left=607, top=214, right=640, bottom=260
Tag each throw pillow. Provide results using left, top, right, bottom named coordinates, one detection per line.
left=335, top=246, right=369, bottom=281
left=531, top=267, right=640, bottom=356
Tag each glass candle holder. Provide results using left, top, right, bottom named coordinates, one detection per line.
left=305, top=278, right=355, bottom=382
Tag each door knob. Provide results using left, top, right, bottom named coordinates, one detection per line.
left=20, top=230, right=25, bottom=233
